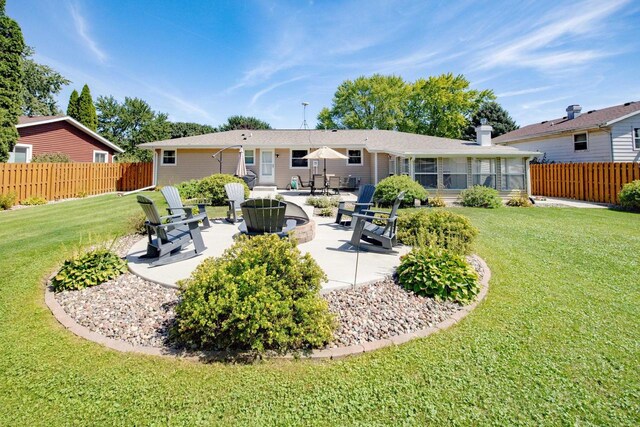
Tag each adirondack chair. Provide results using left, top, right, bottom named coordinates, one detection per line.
left=160, top=186, right=210, bottom=228
left=225, top=182, right=246, bottom=223
left=136, top=195, right=206, bottom=266
left=350, top=191, right=405, bottom=250
left=237, top=199, right=296, bottom=238
left=335, top=184, right=376, bottom=226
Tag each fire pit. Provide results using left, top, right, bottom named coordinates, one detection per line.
left=285, top=201, right=315, bottom=244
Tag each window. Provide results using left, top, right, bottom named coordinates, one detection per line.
left=161, top=149, right=176, bottom=165
left=400, top=157, right=410, bottom=175
left=472, top=159, right=496, bottom=188
left=443, top=158, right=468, bottom=189
left=414, top=158, right=437, bottom=189
left=501, top=158, right=525, bottom=190
left=291, top=149, right=308, bottom=168
left=574, top=133, right=588, bottom=151
left=634, top=128, right=640, bottom=150
left=244, top=149, right=255, bottom=165
left=9, top=144, right=32, bottom=163
left=389, top=156, right=396, bottom=175
left=347, top=149, right=362, bottom=165
left=93, top=150, right=108, bottom=163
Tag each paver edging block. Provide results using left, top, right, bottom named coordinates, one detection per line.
left=44, top=254, right=491, bottom=361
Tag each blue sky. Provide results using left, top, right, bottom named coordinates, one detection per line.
left=8, top=0, right=640, bottom=129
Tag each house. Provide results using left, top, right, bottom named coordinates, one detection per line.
left=9, top=115, right=124, bottom=163
left=140, top=125, right=540, bottom=199
left=494, top=102, right=640, bottom=163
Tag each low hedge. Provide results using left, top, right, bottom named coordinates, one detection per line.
left=460, top=185, right=502, bottom=208
left=619, top=180, right=640, bottom=211
left=374, top=175, right=428, bottom=207
left=397, top=209, right=478, bottom=255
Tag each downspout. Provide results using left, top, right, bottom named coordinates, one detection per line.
left=373, top=152, right=378, bottom=184
left=153, top=149, right=158, bottom=187
left=526, top=156, right=534, bottom=197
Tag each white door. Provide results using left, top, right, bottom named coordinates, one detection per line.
left=259, top=149, right=275, bottom=184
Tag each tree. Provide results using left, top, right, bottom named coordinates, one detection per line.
left=218, top=115, right=272, bottom=131
left=0, top=0, right=25, bottom=162
left=67, top=89, right=79, bottom=120
left=316, top=74, right=409, bottom=130
left=21, top=47, right=70, bottom=116
left=76, top=84, right=97, bottom=130
left=405, top=73, right=494, bottom=139
left=170, top=122, right=216, bottom=139
left=462, top=101, right=518, bottom=141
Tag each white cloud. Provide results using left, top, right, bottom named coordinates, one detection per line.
left=497, top=86, right=554, bottom=98
left=68, top=2, right=108, bottom=63
left=249, top=76, right=308, bottom=107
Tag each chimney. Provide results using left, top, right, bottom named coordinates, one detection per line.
left=475, top=118, right=493, bottom=146
left=566, top=104, right=582, bottom=120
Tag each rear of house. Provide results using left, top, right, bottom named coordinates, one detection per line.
left=10, top=116, right=123, bottom=163
left=494, top=102, right=640, bottom=163
left=141, top=127, right=540, bottom=200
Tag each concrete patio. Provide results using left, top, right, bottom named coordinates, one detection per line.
left=127, top=191, right=410, bottom=291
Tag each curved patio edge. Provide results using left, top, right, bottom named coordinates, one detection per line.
left=44, top=255, right=491, bottom=361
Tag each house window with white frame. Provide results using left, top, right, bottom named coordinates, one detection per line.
left=161, top=150, right=176, bottom=165
left=634, top=128, right=640, bottom=150
left=244, top=149, right=255, bottom=165
left=347, top=149, right=362, bottom=165
left=472, top=158, right=497, bottom=188
left=501, top=158, right=525, bottom=190
left=573, top=133, right=588, bottom=151
left=8, top=144, right=32, bottom=163
left=389, top=156, right=396, bottom=175
left=443, top=158, right=468, bottom=189
left=93, top=150, right=108, bottom=163
left=400, top=157, right=409, bottom=175
left=291, top=149, right=308, bottom=168
left=414, top=158, right=437, bottom=189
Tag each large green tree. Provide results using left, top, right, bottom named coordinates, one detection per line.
left=21, top=47, right=70, bottom=116
left=76, top=84, right=97, bottom=130
left=0, top=0, right=25, bottom=162
left=66, top=89, right=79, bottom=120
left=170, top=121, right=216, bottom=138
left=462, top=101, right=518, bottom=140
left=218, top=115, right=272, bottom=131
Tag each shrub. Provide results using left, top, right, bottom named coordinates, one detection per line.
left=318, top=207, right=334, bottom=217
left=197, top=174, right=249, bottom=206
left=127, top=212, right=147, bottom=235
left=460, top=185, right=502, bottom=208
left=397, top=209, right=478, bottom=255
left=397, top=246, right=479, bottom=304
left=374, top=175, right=428, bottom=207
left=51, top=249, right=127, bottom=292
left=306, top=196, right=340, bottom=208
left=21, top=196, right=47, bottom=206
left=76, top=191, right=88, bottom=198
left=428, top=196, right=446, bottom=207
left=619, top=180, right=640, bottom=211
left=175, top=179, right=201, bottom=200
left=506, top=194, right=532, bottom=207
left=171, top=234, right=336, bottom=353
left=31, top=152, right=72, bottom=163
left=274, top=194, right=285, bottom=202
left=0, top=192, right=18, bottom=210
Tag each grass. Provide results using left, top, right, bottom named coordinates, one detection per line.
left=0, top=195, right=638, bottom=425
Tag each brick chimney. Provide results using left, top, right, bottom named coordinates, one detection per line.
left=475, top=118, right=493, bottom=146
left=566, top=104, right=582, bottom=120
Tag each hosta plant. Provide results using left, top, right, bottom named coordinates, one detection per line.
left=51, top=249, right=127, bottom=292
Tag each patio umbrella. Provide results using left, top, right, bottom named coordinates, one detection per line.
left=235, top=147, right=247, bottom=177
left=303, top=146, right=348, bottom=191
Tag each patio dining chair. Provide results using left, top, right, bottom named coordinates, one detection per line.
left=160, top=186, right=211, bottom=228
left=349, top=191, right=405, bottom=250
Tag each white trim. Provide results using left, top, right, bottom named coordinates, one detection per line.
left=16, top=116, right=124, bottom=153
left=152, top=150, right=158, bottom=186
left=161, top=149, right=177, bottom=166
left=605, top=109, right=640, bottom=126
left=259, top=149, right=276, bottom=184
left=345, top=148, right=363, bottom=166
left=289, top=148, right=310, bottom=170
left=373, top=152, right=378, bottom=183
left=9, top=143, right=33, bottom=163
left=92, top=150, right=109, bottom=163
left=573, top=131, right=589, bottom=152
left=244, top=148, right=255, bottom=165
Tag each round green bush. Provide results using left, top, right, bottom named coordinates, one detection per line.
left=51, top=249, right=127, bottom=292
left=619, top=180, right=640, bottom=211
left=196, top=174, right=249, bottom=206
left=397, top=246, right=479, bottom=304
left=374, top=175, right=428, bottom=207
left=460, top=185, right=502, bottom=208
left=175, top=179, right=201, bottom=200
left=171, top=234, right=336, bottom=353
left=20, top=196, right=47, bottom=206
left=397, top=209, right=478, bottom=255
left=506, top=194, right=532, bottom=207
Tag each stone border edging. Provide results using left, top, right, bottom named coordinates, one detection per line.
left=44, top=255, right=491, bottom=361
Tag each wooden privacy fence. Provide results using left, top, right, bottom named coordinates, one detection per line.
left=0, top=162, right=153, bottom=202
left=531, top=162, right=640, bottom=204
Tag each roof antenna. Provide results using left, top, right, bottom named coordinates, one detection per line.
left=300, top=102, right=309, bottom=130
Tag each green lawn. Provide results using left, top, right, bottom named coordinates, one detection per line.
left=0, top=194, right=638, bottom=425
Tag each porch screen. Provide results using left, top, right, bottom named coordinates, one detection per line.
left=443, top=158, right=468, bottom=189
left=472, top=159, right=496, bottom=188
left=501, top=158, right=525, bottom=190
left=414, top=158, right=437, bottom=189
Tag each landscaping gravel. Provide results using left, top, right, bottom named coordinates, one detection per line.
left=53, top=253, right=484, bottom=350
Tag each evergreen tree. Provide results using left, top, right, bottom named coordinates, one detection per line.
left=0, top=0, right=25, bottom=162
left=463, top=101, right=518, bottom=140
left=76, top=84, right=97, bottom=130
left=67, top=89, right=79, bottom=120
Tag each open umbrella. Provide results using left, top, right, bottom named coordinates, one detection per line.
left=303, top=146, right=348, bottom=193
left=235, top=147, right=247, bottom=177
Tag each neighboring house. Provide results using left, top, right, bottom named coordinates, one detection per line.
left=9, top=115, right=124, bottom=163
left=140, top=126, right=540, bottom=198
left=494, top=102, right=640, bottom=163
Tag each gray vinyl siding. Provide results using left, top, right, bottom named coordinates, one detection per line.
left=506, top=129, right=612, bottom=163
left=610, top=116, right=640, bottom=162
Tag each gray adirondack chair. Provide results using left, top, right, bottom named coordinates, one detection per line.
left=350, top=191, right=405, bottom=250
left=160, top=186, right=211, bottom=228
left=137, top=195, right=206, bottom=266
left=335, top=184, right=376, bottom=226
left=238, top=199, right=296, bottom=237
left=225, top=182, right=246, bottom=223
